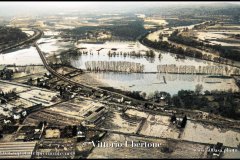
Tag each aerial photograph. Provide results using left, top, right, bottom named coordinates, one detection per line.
left=0, top=1, right=240, bottom=159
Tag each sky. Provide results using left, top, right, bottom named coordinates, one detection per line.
left=1, top=1, right=239, bottom=9
left=0, top=2, right=239, bottom=17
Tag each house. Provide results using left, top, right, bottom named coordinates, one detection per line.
left=207, top=142, right=225, bottom=158
left=62, top=91, right=74, bottom=100
left=35, top=121, right=45, bottom=140
left=79, top=87, right=93, bottom=97
left=0, top=141, right=37, bottom=159
left=176, top=54, right=185, bottom=59
left=112, top=97, right=124, bottom=103
left=111, top=48, right=117, bottom=51
left=76, top=125, right=87, bottom=142
left=16, top=122, right=45, bottom=141
left=0, top=66, right=14, bottom=80
left=0, top=91, right=18, bottom=102
left=84, top=106, right=108, bottom=126
left=94, top=91, right=104, bottom=98
left=162, top=31, right=170, bottom=36
left=170, top=114, right=177, bottom=123
left=36, top=78, right=50, bottom=88
left=59, top=86, right=75, bottom=100
left=175, top=115, right=187, bottom=128
left=12, top=107, right=26, bottom=120
left=125, top=101, right=132, bottom=105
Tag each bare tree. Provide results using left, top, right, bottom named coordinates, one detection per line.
left=195, top=84, right=203, bottom=95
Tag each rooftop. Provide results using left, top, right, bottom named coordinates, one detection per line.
left=0, top=141, right=36, bottom=159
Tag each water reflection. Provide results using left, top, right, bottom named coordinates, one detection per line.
left=71, top=41, right=222, bottom=72
left=0, top=47, right=43, bottom=65
left=90, top=72, right=238, bottom=95
left=0, top=35, right=239, bottom=95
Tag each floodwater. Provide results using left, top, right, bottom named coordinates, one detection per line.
left=0, top=31, right=71, bottom=65
left=71, top=41, right=239, bottom=95
left=71, top=41, right=216, bottom=72
left=0, top=46, right=43, bottom=65
left=89, top=72, right=238, bottom=95
left=0, top=30, right=239, bottom=95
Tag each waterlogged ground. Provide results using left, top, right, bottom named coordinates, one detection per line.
left=89, top=72, right=238, bottom=95
left=72, top=41, right=218, bottom=72
left=37, top=37, right=73, bottom=55
left=0, top=46, right=43, bottom=65
left=0, top=31, right=71, bottom=65
left=0, top=30, right=239, bottom=95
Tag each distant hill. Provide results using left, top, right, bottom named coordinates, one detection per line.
left=0, top=2, right=239, bottom=18
left=140, top=2, right=240, bottom=17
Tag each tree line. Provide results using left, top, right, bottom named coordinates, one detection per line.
left=169, top=29, right=240, bottom=61
left=141, top=36, right=204, bottom=60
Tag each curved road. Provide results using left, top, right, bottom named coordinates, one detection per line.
left=0, top=28, right=43, bottom=54
left=34, top=42, right=163, bottom=107
left=33, top=28, right=239, bottom=127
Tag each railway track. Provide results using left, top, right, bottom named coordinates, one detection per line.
left=33, top=29, right=240, bottom=131
left=34, top=42, right=162, bottom=107
left=0, top=28, right=43, bottom=54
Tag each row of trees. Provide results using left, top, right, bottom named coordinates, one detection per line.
left=171, top=87, right=240, bottom=120
left=141, top=35, right=231, bottom=64
left=145, top=50, right=155, bottom=58
left=141, top=36, right=204, bottom=60
left=102, top=83, right=239, bottom=120
left=169, top=29, right=240, bottom=61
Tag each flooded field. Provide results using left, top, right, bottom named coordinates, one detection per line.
left=89, top=72, right=238, bottom=95
left=38, top=37, right=73, bottom=54
left=197, top=32, right=228, bottom=41
left=0, top=47, right=43, bottom=65
left=72, top=41, right=219, bottom=72
left=0, top=30, right=239, bottom=95
left=197, top=31, right=240, bottom=47
left=0, top=31, right=71, bottom=65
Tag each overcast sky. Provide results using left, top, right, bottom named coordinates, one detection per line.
left=0, top=2, right=239, bottom=17
left=1, top=1, right=239, bottom=9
